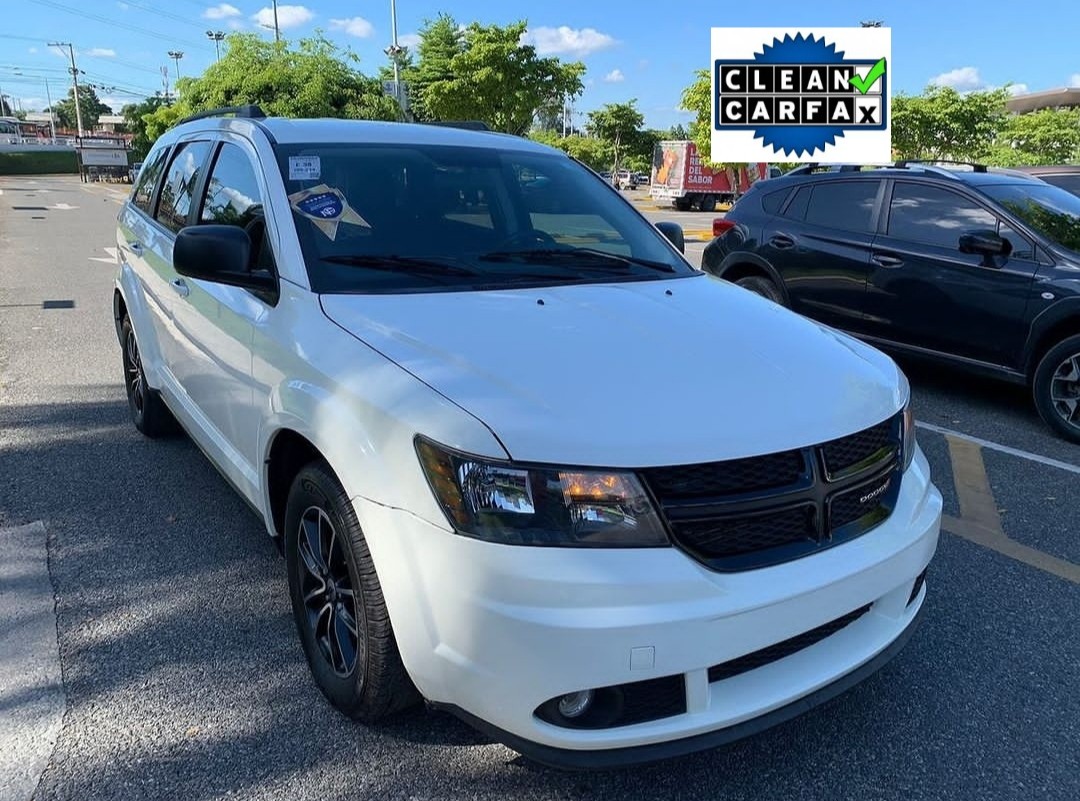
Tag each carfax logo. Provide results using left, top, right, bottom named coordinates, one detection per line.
left=711, top=27, right=891, bottom=162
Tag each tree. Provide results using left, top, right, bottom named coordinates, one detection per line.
left=121, top=95, right=169, bottom=159
left=395, top=13, right=465, bottom=122
left=173, top=33, right=397, bottom=121
left=50, top=84, right=113, bottom=130
left=422, top=21, right=584, bottom=134
left=587, top=100, right=644, bottom=173
left=892, top=85, right=1009, bottom=161
left=988, top=108, right=1080, bottom=166
left=667, top=122, right=688, bottom=140
left=678, top=68, right=747, bottom=189
left=528, top=130, right=612, bottom=171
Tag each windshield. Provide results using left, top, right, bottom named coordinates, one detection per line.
left=982, top=182, right=1080, bottom=254
left=274, top=143, right=694, bottom=293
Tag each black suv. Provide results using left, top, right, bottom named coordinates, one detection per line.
left=702, top=162, right=1080, bottom=442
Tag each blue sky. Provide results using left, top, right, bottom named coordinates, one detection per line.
left=2, top=0, right=1079, bottom=128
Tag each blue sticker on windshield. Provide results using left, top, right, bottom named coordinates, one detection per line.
left=296, top=192, right=343, bottom=220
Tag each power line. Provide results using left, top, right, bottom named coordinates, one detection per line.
left=115, top=0, right=221, bottom=33
left=28, top=0, right=213, bottom=52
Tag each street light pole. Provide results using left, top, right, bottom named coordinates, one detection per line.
left=168, top=51, right=184, bottom=81
left=272, top=0, right=280, bottom=43
left=206, top=30, right=225, bottom=60
left=49, top=41, right=84, bottom=138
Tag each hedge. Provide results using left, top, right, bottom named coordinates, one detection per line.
left=0, top=150, right=80, bottom=175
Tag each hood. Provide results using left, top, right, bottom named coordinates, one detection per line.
left=320, top=275, right=906, bottom=467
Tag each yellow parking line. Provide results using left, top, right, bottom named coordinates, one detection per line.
left=943, top=436, right=1079, bottom=584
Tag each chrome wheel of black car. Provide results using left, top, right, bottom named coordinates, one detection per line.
left=1050, top=353, right=1080, bottom=430
left=296, top=505, right=360, bottom=678
left=124, top=327, right=146, bottom=415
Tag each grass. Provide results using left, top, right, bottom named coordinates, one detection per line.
left=0, top=150, right=80, bottom=175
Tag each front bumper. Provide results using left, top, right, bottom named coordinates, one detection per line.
left=356, top=447, right=942, bottom=765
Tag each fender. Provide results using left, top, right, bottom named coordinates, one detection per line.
left=1022, top=295, right=1080, bottom=372
left=714, top=251, right=792, bottom=306
left=113, top=265, right=168, bottom=390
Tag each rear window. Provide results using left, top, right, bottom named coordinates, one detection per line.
left=804, top=181, right=879, bottom=233
left=761, top=188, right=789, bottom=215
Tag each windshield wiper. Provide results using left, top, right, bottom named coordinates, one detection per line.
left=320, top=254, right=480, bottom=277
left=478, top=247, right=676, bottom=273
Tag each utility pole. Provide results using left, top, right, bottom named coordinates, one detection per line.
left=168, top=51, right=184, bottom=82
left=272, top=0, right=280, bottom=43
left=49, top=41, right=84, bottom=138
left=43, top=77, right=56, bottom=140
left=206, top=30, right=225, bottom=60
left=382, top=0, right=410, bottom=120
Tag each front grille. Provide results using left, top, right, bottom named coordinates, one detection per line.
left=671, top=505, right=816, bottom=561
left=708, top=604, right=872, bottom=683
left=643, top=450, right=805, bottom=499
left=821, top=418, right=895, bottom=479
left=642, top=414, right=902, bottom=572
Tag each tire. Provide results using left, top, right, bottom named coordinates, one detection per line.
left=699, top=194, right=717, bottom=213
left=674, top=197, right=691, bottom=211
left=120, top=316, right=177, bottom=437
left=1032, top=334, right=1080, bottom=443
left=284, top=460, right=419, bottom=722
left=735, top=275, right=785, bottom=305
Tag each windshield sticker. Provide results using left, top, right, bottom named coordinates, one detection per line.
left=288, top=155, right=321, bottom=181
left=288, top=184, right=370, bottom=241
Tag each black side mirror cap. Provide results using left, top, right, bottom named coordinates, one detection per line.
left=655, top=221, right=685, bottom=253
left=174, top=225, right=276, bottom=292
left=959, top=229, right=1011, bottom=257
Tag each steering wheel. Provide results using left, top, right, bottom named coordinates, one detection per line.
left=495, top=229, right=558, bottom=250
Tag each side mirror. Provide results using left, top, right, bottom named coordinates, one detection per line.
left=174, top=225, right=276, bottom=292
left=655, top=221, right=685, bottom=253
left=959, top=229, right=1011, bottom=257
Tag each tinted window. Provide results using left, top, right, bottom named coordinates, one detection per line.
left=155, top=141, right=212, bottom=234
left=761, top=188, right=788, bottom=215
left=982, top=182, right=1080, bottom=254
left=783, top=186, right=810, bottom=220
left=998, top=222, right=1035, bottom=261
left=274, top=144, right=696, bottom=294
left=131, top=145, right=170, bottom=214
left=805, top=181, right=879, bottom=233
left=200, top=142, right=275, bottom=272
left=1040, top=174, right=1080, bottom=198
left=888, top=183, right=996, bottom=248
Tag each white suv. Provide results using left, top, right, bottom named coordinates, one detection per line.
left=114, top=107, right=941, bottom=768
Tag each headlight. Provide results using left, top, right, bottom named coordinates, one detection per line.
left=416, top=438, right=669, bottom=547
left=900, top=399, right=916, bottom=471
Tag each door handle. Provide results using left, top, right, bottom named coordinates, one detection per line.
left=123, top=240, right=143, bottom=255
left=872, top=253, right=904, bottom=268
left=170, top=278, right=190, bottom=298
left=769, top=234, right=795, bottom=250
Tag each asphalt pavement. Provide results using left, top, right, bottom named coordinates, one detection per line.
left=1, top=176, right=1077, bottom=801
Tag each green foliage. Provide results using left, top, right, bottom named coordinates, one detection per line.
left=143, top=104, right=184, bottom=145
left=0, top=150, right=79, bottom=175
left=987, top=108, right=1080, bottom=166
left=678, top=68, right=749, bottom=187
left=395, top=13, right=466, bottom=122
left=174, top=33, right=397, bottom=121
left=667, top=122, right=689, bottom=140
left=586, top=100, right=644, bottom=172
left=121, top=96, right=169, bottom=159
left=420, top=20, right=584, bottom=134
left=50, top=84, right=113, bottom=130
left=528, top=131, right=612, bottom=171
left=892, top=85, right=1010, bottom=161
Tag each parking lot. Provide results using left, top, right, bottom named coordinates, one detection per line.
left=1, top=176, right=1077, bottom=800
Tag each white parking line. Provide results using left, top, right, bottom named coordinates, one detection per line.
left=917, top=420, right=1080, bottom=476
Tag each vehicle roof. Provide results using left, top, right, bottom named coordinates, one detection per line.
left=776, top=166, right=1042, bottom=189
left=166, top=115, right=556, bottom=154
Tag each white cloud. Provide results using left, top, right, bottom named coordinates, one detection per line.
left=1069, top=74, right=1080, bottom=88
left=253, top=5, right=312, bottom=30
left=100, top=97, right=125, bottom=112
left=85, top=48, right=117, bottom=57
left=929, top=66, right=984, bottom=91
left=19, top=97, right=46, bottom=111
left=603, top=69, right=624, bottom=83
left=521, top=26, right=616, bottom=57
left=203, top=3, right=241, bottom=19
left=399, top=32, right=421, bottom=49
left=329, top=16, right=374, bottom=38
left=117, top=1, right=129, bottom=9
left=227, top=19, right=245, bottom=30
left=28, top=46, right=38, bottom=53
left=1006, top=83, right=1028, bottom=96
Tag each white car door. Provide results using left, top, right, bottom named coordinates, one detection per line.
left=166, top=136, right=279, bottom=503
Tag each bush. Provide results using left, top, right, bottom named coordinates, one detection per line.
left=0, top=150, right=80, bottom=175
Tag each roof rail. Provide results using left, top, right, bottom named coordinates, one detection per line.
left=423, top=120, right=492, bottom=132
left=177, top=104, right=267, bottom=125
left=785, top=163, right=881, bottom=175
left=894, top=159, right=988, bottom=173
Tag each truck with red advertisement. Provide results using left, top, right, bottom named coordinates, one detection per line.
left=650, top=140, right=776, bottom=211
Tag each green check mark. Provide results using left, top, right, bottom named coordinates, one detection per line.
left=849, top=58, right=887, bottom=94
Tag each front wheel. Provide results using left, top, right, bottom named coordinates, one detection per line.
left=735, top=275, right=785, bottom=306
left=284, top=461, right=419, bottom=721
left=1033, top=334, right=1080, bottom=443
left=120, top=316, right=177, bottom=438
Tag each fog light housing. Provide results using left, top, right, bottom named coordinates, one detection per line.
left=556, top=690, right=594, bottom=719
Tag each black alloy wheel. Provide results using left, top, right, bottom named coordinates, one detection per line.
left=119, top=315, right=177, bottom=437
left=1034, top=334, right=1080, bottom=443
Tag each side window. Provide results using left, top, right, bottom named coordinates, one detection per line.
left=782, top=186, right=811, bottom=220
left=131, top=146, right=170, bottom=214
left=155, top=141, right=212, bottom=234
left=998, top=222, right=1035, bottom=261
left=761, top=188, right=789, bottom=215
left=888, top=183, right=997, bottom=249
left=804, top=181, right=880, bottom=233
left=199, top=142, right=275, bottom=272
